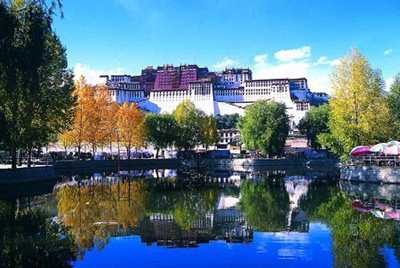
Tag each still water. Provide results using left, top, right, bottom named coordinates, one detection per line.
left=1, top=168, right=400, bottom=267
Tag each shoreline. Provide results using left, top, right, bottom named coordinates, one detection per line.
left=0, top=158, right=339, bottom=185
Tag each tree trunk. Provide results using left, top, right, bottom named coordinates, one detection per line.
left=127, top=146, right=131, bottom=161
left=18, top=149, right=22, bottom=166
left=11, top=146, right=17, bottom=169
left=156, top=148, right=159, bottom=159
left=27, top=148, right=32, bottom=168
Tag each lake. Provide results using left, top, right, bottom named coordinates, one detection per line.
left=1, top=168, right=400, bottom=267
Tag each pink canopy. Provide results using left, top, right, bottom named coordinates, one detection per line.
left=349, top=146, right=372, bottom=156
left=384, top=145, right=400, bottom=155
left=386, top=212, right=400, bottom=220
left=351, top=200, right=373, bottom=213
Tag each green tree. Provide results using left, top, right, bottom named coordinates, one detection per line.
left=144, top=113, right=177, bottom=158
left=238, top=100, right=289, bottom=157
left=172, top=100, right=204, bottom=150
left=298, top=104, right=330, bottom=149
left=321, top=48, right=391, bottom=155
left=215, top=113, right=240, bottom=129
left=0, top=1, right=74, bottom=168
left=387, top=73, right=400, bottom=139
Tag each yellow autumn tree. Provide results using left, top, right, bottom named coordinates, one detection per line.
left=58, top=131, right=75, bottom=153
left=199, top=115, right=219, bottom=151
left=59, top=76, right=91, bottom=154
left=104, top=102, right=120, bottom=154
left=117, top=102, right=146, bottom=160
left=319, top=48, right=392, bottom=155
left=83, top=84, right=112, bottom=156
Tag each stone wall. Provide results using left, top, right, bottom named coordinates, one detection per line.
left=0, top=166, right=57, bottom=185
left=341, top=165, right=400, bottom=183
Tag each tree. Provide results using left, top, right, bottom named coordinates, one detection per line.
left=321, top=48, right=392, bottom=155
left=199, top=116, right=219, bottom=150
left=144, top=113, right=177, bottom=158
left=387, top=73, right=400, bottom=139
left=104, top=102, right=120, bottom=154
left=298, top=104, right=330, bottom=149
left=83, top=84, right=112, bottom=157
left=0, top=2, right=75, bottom=168
left=117, top=102, right=146, bottom=160
left=59, top=76, right=89, bottom=154
left=58, top=132, right=73, bottom=153
left=238, top=100, right=289, bottom=157
left=215, top=113, right=240, bottom=129
left=172, top=100, right=204, bottom=150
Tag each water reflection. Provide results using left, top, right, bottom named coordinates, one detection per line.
left=0, top=198, right=77, bottom=267
left=320, top=181, right=400, bottom=267
left=1, top=168, right=400, bottom=267
left=57, top=180, right=148, bottom=259
left=53, top=169, right=336, bottom=253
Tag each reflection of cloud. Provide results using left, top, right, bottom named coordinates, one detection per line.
left=272, top=232, right=310, bottom=244
left=274, top=46, right=311, bottom=61
left=213, top=57, right=237, bottom=69
left=217, top=195, right=240, bottom=209
left=73, top=63, right=124, bottom=85
left=256, top=242, right=267, bottom=253
left=278, top=248, right=307, bottom=259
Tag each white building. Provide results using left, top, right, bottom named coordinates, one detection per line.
left=102, top=74, right=328, bottom=129
left=215, top=68, right=252, bottom=88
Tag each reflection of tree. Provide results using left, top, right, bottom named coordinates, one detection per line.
left=239, top=179, right=290, bottom=231
left=299, top=180, right=339, bottom=221
left=317, top=191, right=400, bottom=268
left=145, top=186, right=219, bottom=230
left=0, top=200, right=77, bottom=267
left=173, top=189, right=218, bottom=230
left=57, top=180, right=148, bottom=259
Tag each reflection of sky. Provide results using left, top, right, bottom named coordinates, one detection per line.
left=73, top=223, right=333, bottom=268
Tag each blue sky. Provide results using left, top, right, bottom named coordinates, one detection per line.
left=53, top=0, right=400, bottom=93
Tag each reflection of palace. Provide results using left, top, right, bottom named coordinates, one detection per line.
left=111, top=195, right=253, bottom=248
left=109, top=177, right=313, bottom=248
left=51, top=170, right=327, bottom=252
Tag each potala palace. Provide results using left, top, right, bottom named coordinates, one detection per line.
left=99, top=64, right=328, bottom=129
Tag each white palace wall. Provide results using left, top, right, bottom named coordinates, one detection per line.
left=111, top=80, right=320, bottom=127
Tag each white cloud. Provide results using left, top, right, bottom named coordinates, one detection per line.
left=255, top=54, right=267, bottom=63
left=384, top=49, right=393, bottom=56
left=253, top=49, right=333, bottom=94
left=213, top=57, right=236, bottom=69
left=386, top=77, right=395, bottom=90
left=315, top=56, right=341, bottom=66
left=274, top=46, right=311, bottom=61
left=73, top=63, right=124, bottom=85
left=253, top=52, right=309, bottom=79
